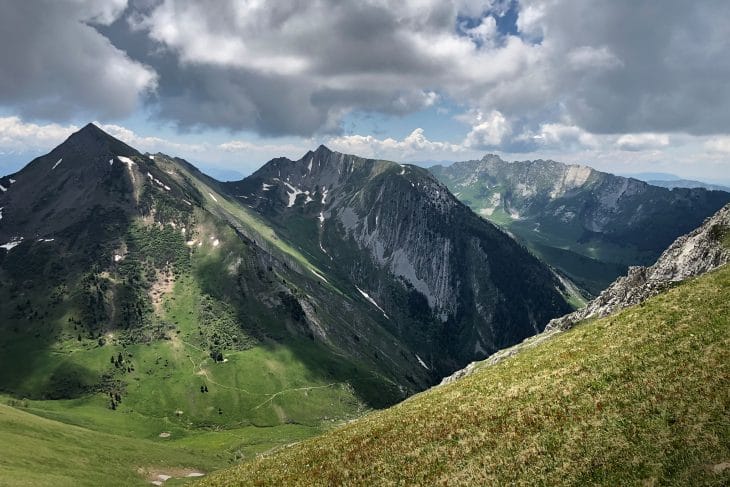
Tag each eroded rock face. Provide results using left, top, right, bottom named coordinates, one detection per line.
left=226, top=146, right=573, bottom=374
left=545, top=203, right=730, bottom=331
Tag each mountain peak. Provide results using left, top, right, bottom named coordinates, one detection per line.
left=315, top=144, right=333, bottom=155
left=480, top=153, right=504, bottom=163
left=60, top=122, right=139, bottom=158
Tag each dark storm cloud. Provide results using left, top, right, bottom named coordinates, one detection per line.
left=2, top=0, right=729, bottom=141
left=0, top=0, right=156, bottom=121
left=523, top=0, right=730, bottom=135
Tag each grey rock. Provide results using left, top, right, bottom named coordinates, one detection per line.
left=545, top=203, right=730, bottom=331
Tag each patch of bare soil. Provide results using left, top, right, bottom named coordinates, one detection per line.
left=149, top=266, right=175, bottom=315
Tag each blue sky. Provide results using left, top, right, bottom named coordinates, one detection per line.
left=1, top=0, right=729, bottom=184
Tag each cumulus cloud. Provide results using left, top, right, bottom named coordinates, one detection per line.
left=506, top=0, right=730, bottom=135
left=616, top=133, right=671, bottom=152
left=2, top=0, right=730, bottom=158
left=0, top=117, right=77, bottom=151
left=463, top=111, right=512, bottom=149
left=704, top=137, right=730, bottom=154
left=98, top=123, right=207, bottom=154
left=123, top=0, right=730, bottom=138
left=328, top=128, right=466, bottom=160
left=0, top=1, right=157, bottom=121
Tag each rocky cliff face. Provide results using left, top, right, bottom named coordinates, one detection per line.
left=545, top=203, right=730, bottom=331
left=226, top=147, right=572, bottom=374
left=430, top=155, right=730, bottom=295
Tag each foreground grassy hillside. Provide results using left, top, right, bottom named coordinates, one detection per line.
left=0, top=402, right=224, bottom=486
left=200, top=265, right=730, bottom=486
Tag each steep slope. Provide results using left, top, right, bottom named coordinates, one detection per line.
left=430, top=155, right=730, bottom=295
left=198, top=263, right=730, bottom=487
left=443, top=201, right=730, bottom=385
left=547, top=202, right=730, bottom=331
left=0, top=124, right=435, bottom=457
left=224, top=146, right=572, bottom=374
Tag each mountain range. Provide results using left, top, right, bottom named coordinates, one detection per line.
left=430, top=155, right=730, bottom=295
left=2, top=124, right=728, bottom=486
left=0, top=124, right=568, bottom=431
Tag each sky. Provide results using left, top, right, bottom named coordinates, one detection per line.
left=1, top=0, right=729, bottom=183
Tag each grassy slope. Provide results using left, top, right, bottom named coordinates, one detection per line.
left=0, top=157, right=408, bottom=485
left=200, top=265, right=730, bottom=486
left=0, top=402, right=220, bottom=487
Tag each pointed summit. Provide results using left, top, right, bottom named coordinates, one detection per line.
left=314, top=144, right=333, bottom=155
left=61, top=122, right=139, bottom=158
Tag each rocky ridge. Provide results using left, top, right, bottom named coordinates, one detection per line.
left=226, top=147, right=573, bottom=374
left=546, top=203, right=730, bottom=331
left=430, top=155, right=730, bottom=295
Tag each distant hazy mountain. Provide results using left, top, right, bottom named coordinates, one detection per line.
left=647, top=179, right=730, bottom=192
left=619, top=171, right=683, bottom=181
left=618, top=172, right=730, bottom=192
left=430, top=155, right=730, bottom=295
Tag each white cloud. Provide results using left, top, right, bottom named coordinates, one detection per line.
left=328, top=128, right=466, bottom=160
left=0, top=116, right=77, bottom=151
left=616, top=133, right=670, bottom=151
left=0, top=1, right=157, bottom=121
left=704, top=136, right=730, bottom=154
left=98, top=123, right=206, bottom=154
left=464, top=111, right=511, bottom=149
left=527, top=123, right=600, bottom=149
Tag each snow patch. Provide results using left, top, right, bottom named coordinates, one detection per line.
left=109, top=158, right=114, bottom=166
left=309, top=267, right=329, bottom=283
left=51, top=158, right=63, bottom=170
left=0, top=237, right=23, bottom=251
left=8, top=178, right=15, bottom=184
left=37, top=238, right=54, bottom=243
left=148, top=155, right=155, bottom=160
left=113, top=254, right=123, bottom=262
left=0, top=184, right=6, bottom=192
left=262, top=183, right=273, bottom=191
left=208, top=192, right=219, bottom=203
left=284, top=182, right=304, bottom=207
left=212, top=239, right=220, bottom=247
left=118, top=156, right=136, bottom=183
left=318, top=212, right=325, bottom=223
left=147, top=172, right=171, bottom=191
left=0, top=207, right=3, bottom=220
left=415, top=354, right=429, bottom=370
left=355, top=286, right=389, bottom=319
left=307, top=157, right=313, bottom=173
left=117, top=156, right=135, bottom=166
